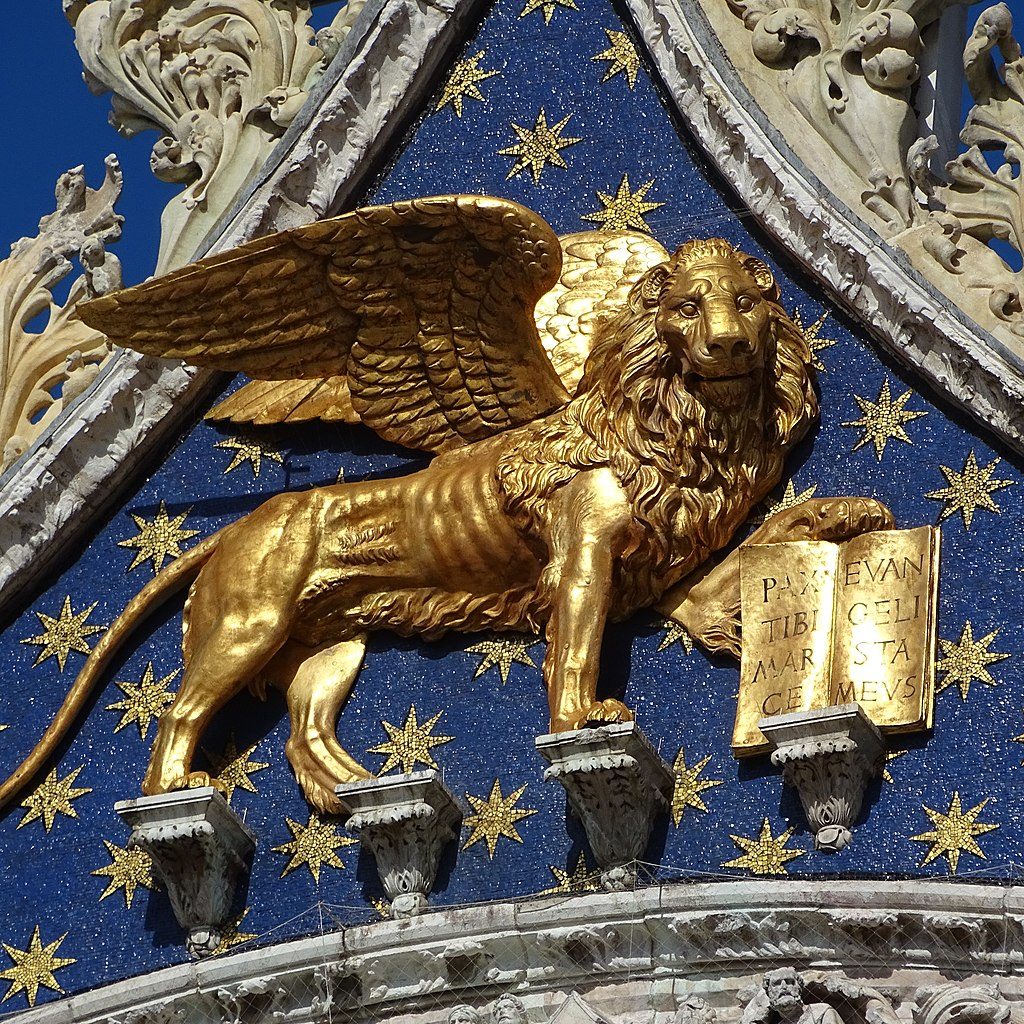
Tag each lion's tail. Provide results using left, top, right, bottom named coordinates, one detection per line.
left=0, top=531, right=222, bottom=815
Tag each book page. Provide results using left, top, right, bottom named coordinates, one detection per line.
left=734, top=541, right=838, bottom=755
left=828, top=525, right=939, bottom=731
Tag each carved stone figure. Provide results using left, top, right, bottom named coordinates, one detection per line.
left=675, top=997, right=717, bottom=1024
left=0, top=195, right=892, bottom=814
left=449, top=1006, right=486, bottom=1024
left=743, top=969, right=844, bottom=1024
left=493, top=995, right=529, bottom=1024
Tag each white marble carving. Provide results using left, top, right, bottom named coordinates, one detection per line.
left=0, top=156, right=122, bottom=470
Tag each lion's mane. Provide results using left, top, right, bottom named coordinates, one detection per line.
left=497, top=265, right=818, bottom=617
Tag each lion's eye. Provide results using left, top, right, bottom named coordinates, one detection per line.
left=678, top=301, right=699, bottom=317
left=736, top=294, right=756, bottom=312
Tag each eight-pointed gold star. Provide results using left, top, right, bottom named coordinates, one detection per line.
left=582, top=175, right=664, bottom=232
left=722, top=818, right=805, bottom=875
left=842, top=379, right=926, bottom=461
left=18, top=766, right=92, bottom=832
left=499, top=109, right=581, bottom=183
left=592, top=28, right=641, bottom=88
left=212, top=908, right=257, bottom=955
left=436, top=51, right=499, bottom=117
left=791, top=309, right=837, bottom=372
left=463, top=779, right=537, bottom=858
left=466, top=637, right=540, bottom=684
left=92, top=840, right=156, bottom=909
left=657, top=619, right=693, bottom=654
left=117, top=501, right=199, bottom=573
left=911, top=792, right=998, bottom=874
left=21, top=596, right=104, bottom=672
left=936, top=620, right=1009, bottom=701
left=926, top=451, right=1014, bottom=529
left=519, top=0, right=577, bottom=24
left=762, top=479, right=818, bottom=522
left=273, top=813, right=357, bottom=882
left=541, top=852, right=598, bottom=894
left=202, top=735, right=269, bottom=798
left=0, top=926, right=76, bottom=1007
left=671, top=749, right=723, bottom=825
left=214, top=435, right=284, bottom=476
left=369, top=705, right=454, bottom=774
left=107, top=662, right=179, bottom=739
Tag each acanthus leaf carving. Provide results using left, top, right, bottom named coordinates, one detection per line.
left=0, top=155, right=123, bottom=470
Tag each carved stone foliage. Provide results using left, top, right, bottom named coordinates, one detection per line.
left=66, top=0, right=363, bottom=273
left=722, top=0, right=955, bottom=229
left=0, top=156, right=123, bottom=470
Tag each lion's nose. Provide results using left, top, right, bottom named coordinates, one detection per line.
left=701, top=332, right=753, bottom=363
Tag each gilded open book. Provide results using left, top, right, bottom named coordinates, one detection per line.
left=734, top=526, right=940, bottom=755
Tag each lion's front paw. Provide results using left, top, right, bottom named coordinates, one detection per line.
left=811, top=497, right=894, bottom=541
left=578, top=698, right=635, bottom=728
left=178, top=771, right=230, bottom=795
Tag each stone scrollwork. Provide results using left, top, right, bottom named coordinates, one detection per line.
left=722, top=0, right=955, bottom=229
left=66, top=0, right=364, bottom=273
left=0, top=155, right=123, bottom=470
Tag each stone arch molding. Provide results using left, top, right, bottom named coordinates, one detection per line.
left=12, top=881, right=1024, bottom=1024
left=4, top=0, right=1024, bottom=616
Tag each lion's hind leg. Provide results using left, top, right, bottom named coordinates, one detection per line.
left=268, top=636, right=372, bottom=814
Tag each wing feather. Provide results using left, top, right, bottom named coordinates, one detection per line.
left=79, top=196, right=569, bottom=453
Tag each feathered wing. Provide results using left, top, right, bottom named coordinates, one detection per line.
left=534, top=230, right=670, bottom=394
left=79, top=196, right=570, bottom=453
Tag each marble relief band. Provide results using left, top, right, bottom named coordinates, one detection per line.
left=9, top=880, right=1024, bottom=1024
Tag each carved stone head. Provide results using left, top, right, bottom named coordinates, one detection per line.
left=492, top=995, right=528, bottom=1024
left=449, top=1005, right=485, bottom=1024
left=763, top=968, right=804, bottom=1012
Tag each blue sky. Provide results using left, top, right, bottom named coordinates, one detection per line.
left=0, top=2, right=1014, bottom=289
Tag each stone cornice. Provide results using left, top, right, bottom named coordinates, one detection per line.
left=10, top=879, right=1024, bottom=1024
left=0, top=0, right=487, bottom=623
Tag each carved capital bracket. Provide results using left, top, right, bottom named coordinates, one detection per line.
left=115, top=787, right=256, bottom=958
left=337, top=770, right=462, bottom=919
left=759, top=703, right=886, bottom=853
left=536, top=723, right=673, bottom=890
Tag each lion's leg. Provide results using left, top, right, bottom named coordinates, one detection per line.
left=658, top=496, right=894, bottom=657
left=543, top=470, right=633, bottom=732
left=268, top=636, right=371, bottom=814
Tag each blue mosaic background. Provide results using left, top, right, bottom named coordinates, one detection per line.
left=0, top=0, right=1023, bottom=1006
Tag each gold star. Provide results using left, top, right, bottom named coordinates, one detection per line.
left=18, top=766, right=91, bottom=832
left=658, top=619, right=693, bottom=654
left=212, top=908, right=256, bottom=955
left=882, top=750, right=907, bottom=784
left=273, top=813, right=357, bottom=882
left=761, top=479, right=818, bottom=522
left=791, top=309, right=837, bottom=372
left=202, top=735, right=269, bottom=798
left=541, top=852, right=598, bottom=894
left=463, top=779, right=537, bottom=858
left=842, top=379, right=926, bottom=461
left=926, top=451, right=1013, bottom=529
left=671, top=749, right=723, bottom=825
left=371, top=896, right=391, bottom=919
left=107, top=662, right=178, bottom=739
left=214, top=436, right=283, bottom=476
left=0, top=927, right=76, bottom=1007
left=369, top=705, right=454, bottom=774
left=21, top=596, right=104, bottom=672
left=117, top=501, right=199, bottom=573
left=936, top=620, right=1009, bottom=701
left=499, top=109, right=581, bottom=183
left=722, top=818, right=805, bottom=875
left=582, top=175, right=664, bottom=232
left=519, top=0, right=577, bottom=24
left=436, top=51, right=499, bottom=117
left=92, top=840, right=156, bottom=909
left=592, top=29, right=641, bottom=87
left=466, top=636, right=539, bottom=684
left=911, top=792, right=998, bottom=873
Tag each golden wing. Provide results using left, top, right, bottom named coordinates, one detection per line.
left=536, top=230, right=670, bottom=395
left=79, top=196, right=570, bottom=453
left=209, top=376, right=359, bottom=426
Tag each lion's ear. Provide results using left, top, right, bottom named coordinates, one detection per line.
left=743, top=256, right=781, bottom=302
left=639, top=263, right=671, bottom=307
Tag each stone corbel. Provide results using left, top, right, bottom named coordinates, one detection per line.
left=758, top=703, right=885, bottom=852
left=115, top=787, right=256, bottom=958
left=336, top=770, right=462, bottom=918
left=536, top=722, right=674, bottom=890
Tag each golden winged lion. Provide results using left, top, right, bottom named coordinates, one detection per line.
left=0, top=196, right=892, bottom=814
